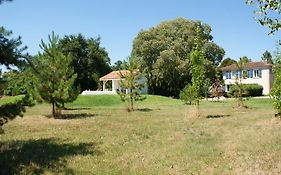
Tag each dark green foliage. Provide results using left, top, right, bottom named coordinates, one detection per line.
left=0, top=95, right=26, bottom=134
left=0, top=27, right=30, bottom=69
left=112, top=60, right=127, bottom=71
left=227, top=84, right=263, bottom=97
left=34, top=32, right=79, bottom=117
left=132, top=18, right=224, bottom=97
left=262, top=50, right=273, bottom=64
left=220, top=57, right=237, bottom=68
left=59, top=34, right=111, bottom=91
left=3, top=70, right=41, bottom=105
left=180, top=84, right=196, bottom=105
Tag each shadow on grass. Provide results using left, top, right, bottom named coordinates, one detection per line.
left=0, top=138, right=102, bottom=174
left=206, top=114, right=231, bottom=119
left=45, top=113, right=96, bottom=120
left=137, top=108, right=153, bottom=112
left=56, top=113, right=96, bottom=120
left=63, top=107, right=92, bottom=111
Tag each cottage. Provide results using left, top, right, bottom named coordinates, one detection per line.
left=221, top=61, right=274, bottom=95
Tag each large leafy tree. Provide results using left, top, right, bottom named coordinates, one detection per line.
left=247, top=0, right=281, bottom=34
left=59, top=34, right=111, bottom=92
left=34, top=32, right=78, bottom=118
left=132, top=18, right=225, bottom=97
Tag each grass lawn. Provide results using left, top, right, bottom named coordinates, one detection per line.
left=1, top=95, right=281, bottom=174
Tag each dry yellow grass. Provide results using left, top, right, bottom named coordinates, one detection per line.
left=1, top=96, right=281, bottom=174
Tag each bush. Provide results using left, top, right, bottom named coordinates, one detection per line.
left=227, top=84, right=263, bottom=97
left=0, top=95, right=26, bottom=134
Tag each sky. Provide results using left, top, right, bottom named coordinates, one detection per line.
left=0, top=0, right=280, bottom=65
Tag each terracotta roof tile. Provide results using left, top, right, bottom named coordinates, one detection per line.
left=99, top=70, right=130, bottom=81
left=221, top=61, right=272, bottom=71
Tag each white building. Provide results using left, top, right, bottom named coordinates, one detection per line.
left=221, top=61, right=274, bottom=95
left=81, top=70, right=147, bottom=95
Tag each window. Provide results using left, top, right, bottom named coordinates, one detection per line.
left=247, top=69, right=253, bottom=78
left=254, top=69, right=262, bottom=78
left=225, top=71, right=231, bottom=79
left=234, top=71, right=242, bottom=78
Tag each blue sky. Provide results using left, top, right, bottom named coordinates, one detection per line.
left=0, top=0, right=280, bottom=65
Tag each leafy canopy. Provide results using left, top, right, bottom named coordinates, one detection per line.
left=59, top=34, right=111, bottom=91
left=132, top=18, right=224, bottom=97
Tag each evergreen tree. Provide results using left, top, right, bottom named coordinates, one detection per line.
left=34, top=32, right=78, bottom=117
left=262, top=50, right=273, bottom=64
left=118, top=57, right=146, bottom=112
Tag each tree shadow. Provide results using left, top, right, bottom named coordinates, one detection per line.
left=137, top=108, right=153, bottom=112
left=63, top=107, right=92, bottom=111
left=206, top=114, right=231, bottom=119
left=56, top=113, right=97, bottom=120
left=0, top=138, right=102, bottom=174
left=45, top=113, right=96, bottom=120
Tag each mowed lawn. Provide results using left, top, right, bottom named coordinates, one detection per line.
left=1, top=95, right=281, bottom=174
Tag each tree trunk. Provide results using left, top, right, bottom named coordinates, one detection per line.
left=52, top=101, right=56, bottom=118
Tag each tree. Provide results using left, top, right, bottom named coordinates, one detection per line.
left=220, top=57, right=237, bottom=68
left=180, top=84, right=196, bottom=105
left=152, top=50, right=184, bottom=97
left=59, top=34, right=111, bottom=92
left=132, top=18, right=225, bottom=97
left=118, top=57, right=146, bottom=112
left=189, top=49, right=206, bottom=115
left=234, top=57, right=248, bottom=108
left=112, top=60, right=126, bottom=71
left=247, top=0, right=281, bottom=34
left=240, top=56, right=251, bottom=63
left=262, top=50, right=273, bottom=64
left=202, top=78, right=211, bottom=100
left=34, top=32, right=78, bottom=117
left=0, top=27, right=30, bottom=69
left=2, top=70, right=41, bottom=105
left=271, top=46, right=281, bottom=116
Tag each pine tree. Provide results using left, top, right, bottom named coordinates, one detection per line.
left=118, top=57, right=146, bottom=112
left=34, top=32, right=79, bottom=117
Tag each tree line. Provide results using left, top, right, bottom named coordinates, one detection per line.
left=1, top=0, right=281, bottom=118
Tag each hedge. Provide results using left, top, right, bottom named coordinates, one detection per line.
left=227, top=84, right=263, bottom=97
left=0, top=95, right=26, bottom=134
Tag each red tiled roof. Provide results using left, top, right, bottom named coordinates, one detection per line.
left=99, top=70, right=130, bottom=81
left=221, top=61, right=273, bottom=71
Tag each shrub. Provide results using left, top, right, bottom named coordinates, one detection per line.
left=227, top=84, right=263, bottom=97
left=0, top=95, right=26, bottom=134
